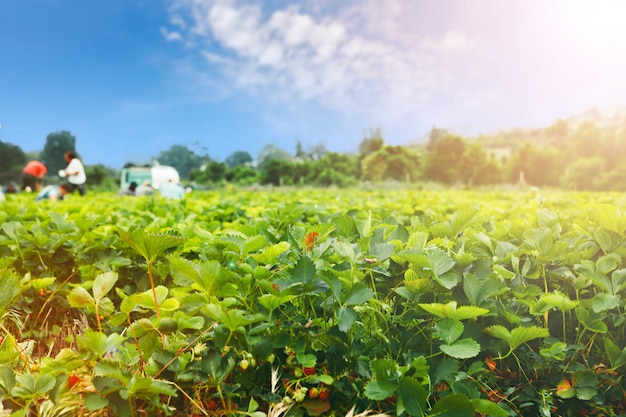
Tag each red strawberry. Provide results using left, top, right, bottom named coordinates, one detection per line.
left=67, top=374, right=80, bottom=388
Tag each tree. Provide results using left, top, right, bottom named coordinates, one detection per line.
left=0, top=141, right=27, bottom=184
left=225, top=151, right=253, bottom=168
left=358, top=128, right=385, bottom=157
left=423, top=134, right=466, bottom=184
left=260, top=159, right=294, bottom=186
left=256, top=144, right=293, bottom=171
left=507, top=142, right=562, bottom=187
left=41, top=131, right=77, bottom=174
left=360, top=153, right=386, bottom=181
left=156, top=145, right=205, bottom=179
left=85, top=164, right=117, bottom=189
left=383, top=146, right=420, bottom=182
left=225, top=165, right=259, bottom=185
left=561, top=157, right=605, bottom=190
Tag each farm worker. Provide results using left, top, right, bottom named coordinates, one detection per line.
left=117, top=181, right=138, bottom=196
left=3, top=182, right=19, bottom=194
left=159, top=179, right=185, bottom=199
left=59, top=151, right=87, bottom=196
left=35, top=183, right=71, bottom=201
left=21, top=160, right=47, bottom=191
left=135, top=181, right=154, bottom=196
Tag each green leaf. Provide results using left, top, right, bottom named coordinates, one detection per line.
left=118, top=228, right=184, bottom=264
left=68, top=286, right=95, bottom=309
left=85, top=393, right=109, bottom=411
left=576, top=306, right=608, bottom=333
left=368, top=243, right=396, bottom=262
left=593, top=204, right=626, bottom=235
left=485, top=325, right=511, bottom=343
left=336, top=307, right=356, bottom=333
left=332, top=215, right=358, bottom=238
left=410, top=357, right=430, bottom=380
left=592, top=293, right=620, bottom=313
left=92, top=271, right=118, bottom=302
left=540, top=291, right=578, bottom=312
left=463, top=274, right=507, bottom=306
left=296, top=353, right=316, bottom=368
left=343, top=282, right=374, bottom=306
left=364, top=380, right=394, bottom=401
left=398, top=377, right=427, bottom=416
left=420, top=301, right=489, bottom=320
left=433, top=357, right=460, bottom=385
left=508, top=326, right=549, bottom=351
left=439, top=339, right=481, bottom=359
left=471, top=399, right=509, bottom=417
left=0, top=269, right=21, bottom=311
left=243, top=235, right=268, bottom=255
left=369, top=358, right=401, bottom=388
left=258, top=293, right=296, bottom=311
left=429, top=394, right=474, bottom=417
left=429, top=248, right=456, bottom=277
left=292, top=255, right=316, bottom=284
left=436, top=318, right=464, bottom=344
left=254, top=242, right=290, bottom=264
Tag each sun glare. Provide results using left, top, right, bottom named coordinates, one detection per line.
left=565, top=0, right=626, bottom=44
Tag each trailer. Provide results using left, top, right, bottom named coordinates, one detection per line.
left=120, top=165, right=180, bottom=191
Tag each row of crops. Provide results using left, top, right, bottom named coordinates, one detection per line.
left=1, top=188, right=626, bottom=416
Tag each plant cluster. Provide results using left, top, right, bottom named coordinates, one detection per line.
left=0, top=189, right=625, bottom=416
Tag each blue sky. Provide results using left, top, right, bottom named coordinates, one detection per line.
left=1, top=0, right=626, bottom=169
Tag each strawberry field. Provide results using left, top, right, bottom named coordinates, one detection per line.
left=1, top=188, right=626, bottom=417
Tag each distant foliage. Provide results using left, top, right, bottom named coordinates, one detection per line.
left=10, top=112, right=626, bottom=190
left=0, top=141, right=27, bottom=184
left=41, top=131, right=77, bottom=174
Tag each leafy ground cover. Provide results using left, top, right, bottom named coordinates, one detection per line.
left=1, top=188, right=626, bottom=416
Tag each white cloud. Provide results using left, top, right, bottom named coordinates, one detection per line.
left=165, top=0, right=478, bottom=131
left=161, top=27, right=183, bottom=42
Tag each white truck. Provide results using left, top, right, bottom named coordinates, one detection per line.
left=119, top=165, right=181, bottom=191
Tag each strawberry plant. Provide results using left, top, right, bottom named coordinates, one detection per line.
left=1, top=189, right=626, bottom=415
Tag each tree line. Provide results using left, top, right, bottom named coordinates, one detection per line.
left=2, top=117, right=626, bottom=191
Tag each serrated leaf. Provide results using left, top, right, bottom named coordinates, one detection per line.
left=85, top=393, right=109, bottom=411
left=410, top=356, right=430, bottom=379
left=343, top=282, right=374, bottom=306
left=292, top=255, right=316, bottom=284
left=576, top=306, right=608, bottom=333
left=369, top=358, right=401, bottom=386
left=92, top=271, right=118, bottom=302
left=243, top=235, right=267, bottom=255
left=430, top=393, right=474, bottom=417
left=254, top=242, right=290, bottom=264
left=363, top=380, right=393, bottom=401
left=593, top=204, right=626, bottom=235
left=508, top=326, right=549, bottom=351
left=420, top=301, right=489, bottom=320
left=368, top=243, right=395, bottom=262
left=119, top=228, right=184, bottom=263
left=471, top=399, right=509, bottom=417
left=258, top=294, right=296, bottom=311
left=463, top=274, right=507, bottom=306
left=440, top=338, right=481, bottom=359
left=485, top=325, right=511, bottom=343
left=337, top=307, right=355, bottom=332
left=398, top=377, right=427, bottom=416
left=592, top=293, right=620, bottom=313
left=332, top=215, right=358, bottom=238
left=68, top=286, right=95, bottom=308
left=436, top=318, right=464, bottom=344
left=0, top=269, right=20, bottom=311
left=429, top=247, right=456, bottom=277
left=540, top=291, right=578, bottom=312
